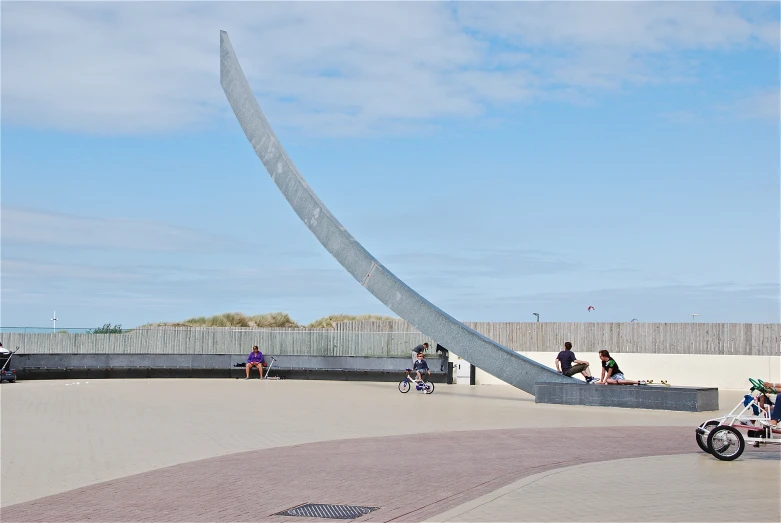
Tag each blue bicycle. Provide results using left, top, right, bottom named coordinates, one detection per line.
left=399, top=369, right=434, bottom=394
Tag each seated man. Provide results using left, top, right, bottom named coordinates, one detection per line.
left=408, top=353, right=431, bottom=382
left=245, top=345, right=267, bottom=380
left=555, top=342, right=597, bottom=383
left=596, top=350, right=645, bottom=385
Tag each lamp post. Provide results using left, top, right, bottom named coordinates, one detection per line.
left=691, top=313, right=700, bottom=322
left=532, top=313, right=540, bottom=323
left=51, top=311, right=58, bottom=331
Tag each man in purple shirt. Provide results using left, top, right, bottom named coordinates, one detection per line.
left=555, top=341, right=597, bottom=383
left=245, top=345, right=266, bottom=380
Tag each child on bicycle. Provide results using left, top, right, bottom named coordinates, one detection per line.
left=408, top=353, right=431, bottom=382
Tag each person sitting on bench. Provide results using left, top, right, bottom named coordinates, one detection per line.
left=596, top=350, right=645, bottom=385
left=245, top=345, right=267, bottom=380
left=555, top=341, right=597, bottom=383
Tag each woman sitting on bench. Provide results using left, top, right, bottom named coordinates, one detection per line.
left=245, top=346, right=267, bottom=380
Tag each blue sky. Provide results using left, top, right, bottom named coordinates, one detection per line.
left=1, top=1, right=779, bottom=328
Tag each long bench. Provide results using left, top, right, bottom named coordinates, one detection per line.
left=11, top=353, right=449, bottom=383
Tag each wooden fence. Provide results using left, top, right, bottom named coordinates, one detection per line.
left=2, top=321, right=778, bottom=356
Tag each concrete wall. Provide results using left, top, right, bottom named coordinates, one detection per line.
left=470, top=351, right=781, bottom=390
left=11, top=354, right=436, bottom=372
left=9, top=354, right=448, bottom=382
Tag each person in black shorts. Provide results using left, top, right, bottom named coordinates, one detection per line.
left=435, top=344, right=449, bottom=372
left=555, top=342, right=597, bottom=383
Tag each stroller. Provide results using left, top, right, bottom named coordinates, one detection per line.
left=0, top=345, right=19, bottom=383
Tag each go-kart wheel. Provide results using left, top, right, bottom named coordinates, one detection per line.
left=424, top=381, right=434, bottom=394
left=696, top=421, right=719, bottom=453
left=707, top=426, right=745, bottom=461
left=398, top=380, right=410, bottom=393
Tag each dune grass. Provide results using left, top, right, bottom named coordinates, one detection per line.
left=305, top=314, right=398, bottom=329
left=140, top=312, right=299, bottom=328
left=140, top=312, right=398, bottom=329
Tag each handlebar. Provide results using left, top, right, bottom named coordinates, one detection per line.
left=749, top=378, right=777, bottom=394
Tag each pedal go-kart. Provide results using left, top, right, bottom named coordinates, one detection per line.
left=399, top=369, right=434, bottom=394
left=695, top=378, right=781, bottom=461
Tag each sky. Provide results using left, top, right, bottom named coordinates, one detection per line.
left=1, top=0, right=779, bottom=328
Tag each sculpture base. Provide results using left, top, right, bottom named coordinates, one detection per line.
left=534, top=382, right=719, bottom=412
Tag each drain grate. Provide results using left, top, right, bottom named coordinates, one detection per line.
left=274, top=503, right=379, bottom=520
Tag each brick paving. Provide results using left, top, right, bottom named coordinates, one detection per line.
left=3, top=379, right=724, bottom=507
left=2, top=426, right=695, bottom=522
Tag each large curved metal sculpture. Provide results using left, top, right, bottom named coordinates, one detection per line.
left=219, top=30, right=575, bottom=394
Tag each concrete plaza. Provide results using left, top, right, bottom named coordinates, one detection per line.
left=1, top=379, right=779, bottom=522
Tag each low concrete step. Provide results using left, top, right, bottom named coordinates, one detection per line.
left=534, top=382, right=719, bottom=412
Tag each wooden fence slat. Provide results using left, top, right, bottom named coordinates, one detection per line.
left=4, top=322, right=778, bottom=356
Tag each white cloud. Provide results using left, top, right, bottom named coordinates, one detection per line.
left=457, top=1, right=777, bottom=51
left=0, top=255, right=363, bottom=311
left=1, top=1, right=777, bottom=136
left=1, top=207, right=247, bottom=253
left=384, top=248, right=583, bottom=278
left=728, top=89, right=780, bottom=120
left=2, top=258, right=143, bottom=282
left=437, top=281, right=780, bottom=323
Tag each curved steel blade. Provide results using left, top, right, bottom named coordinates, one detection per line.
left=219, top=30, right=574, bottom=393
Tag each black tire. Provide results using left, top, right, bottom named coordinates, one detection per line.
left=424, top=381, right=435, bottom=394
left=398, top=380, right=410, bottom=393
left=707, top=426, right=745, bottom=461
left=696, top=421, right=719, bottom=453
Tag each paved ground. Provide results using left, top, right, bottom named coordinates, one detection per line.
left=1, top=379, right=778, bottom=522
left=426, top=453, right=781, bottom=522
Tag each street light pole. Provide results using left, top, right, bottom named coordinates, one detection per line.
left=51, top=311, right=58, bottom=331
left=532, top=313, right=540, bottom=323
left=691, top=313, right=700, bottom=322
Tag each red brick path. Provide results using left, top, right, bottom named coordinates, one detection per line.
left=2, top=426, right=695, bottom=522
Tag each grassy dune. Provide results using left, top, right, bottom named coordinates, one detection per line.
left=139, top=312, right=397, bottom=329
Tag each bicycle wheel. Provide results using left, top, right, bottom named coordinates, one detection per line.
left=695, top=421, right=719, bottom=453
left=424, top=381, right=435, bottom=394
left=707, top=426, right=745, bottom=461
left=398, top=380, right=410, bottom=393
